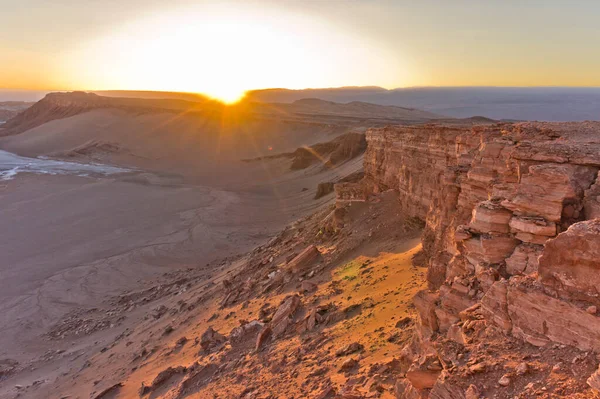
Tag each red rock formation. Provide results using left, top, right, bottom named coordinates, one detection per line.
left=538, top=219, right=600, bottom=305
left=356, top=122, right=600, bottom=397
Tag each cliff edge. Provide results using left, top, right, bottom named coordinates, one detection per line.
left=342, top=121, right=600, bottom=398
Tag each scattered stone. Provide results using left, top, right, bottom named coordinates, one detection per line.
left=336, top=342, right=364, bottom=357
left=498, top=374, right=511, bottom=387
left=465, top=384, right=481, bottom=399
left=469, top=363, right=486, bottom=373
left=395, top=316, right=412, bottom=329
left=230, top=320, right=264, bottom=345
left=140, top=366, right=186, bottom=395
left=587, top=365, right=600, bottom=392
left=447, top=324, right=466, bottom=345
left=255, top=326, right=272, bottom=352
left=552, top=362, right=563, bottom=373
left=587, top=306, right=597, bottom=315
left=516, top=362, right=529, bottom=375
left=339, top=358, right=359, bottom=372
left=199, top=327, right=226, bottom=351
left=271, top=295, right=301, bottom=337
left=300, top=281, right=317, bottom=293
left=315, top=385, right=336, bottom=399
left=175, top=336, right=188, bottom=347
left=286, top=245, right=320, bottom=273
left=92, top=382, right=123, bottom=399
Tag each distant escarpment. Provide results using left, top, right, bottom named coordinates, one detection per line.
left=1, top=90, right=467, bottom=141
left=340, top=122, right=600, bottom=397
left=0, top=92, right=217, bottom=136
left=1, top=92, right=111, bottom=135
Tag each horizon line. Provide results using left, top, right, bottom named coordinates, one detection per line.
left=3, top=85, right=600, bottom=95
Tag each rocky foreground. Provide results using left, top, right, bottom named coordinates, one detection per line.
left=4, top=121, right=600, bottom=399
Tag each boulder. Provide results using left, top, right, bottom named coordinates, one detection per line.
left=465, top=385, right=480, bottom=399
left=405, top=369, right=440, bottom=391
left=199, top=327, right=226, bottom=351
left=286, top=246, right=320, bottom=273
left=335, top=342, right=364, bottom=357
left=229, top=320, right=264, bottom=346
left=539, top=219, right=600, bottom=305
left=271, top=295, right=301, bottom=337
left=339, top=358, right=359, bottom=372
left=255, top=326, right=272, bottom=352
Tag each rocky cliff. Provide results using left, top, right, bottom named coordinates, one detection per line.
left=355, top=122, right=600, bottom=397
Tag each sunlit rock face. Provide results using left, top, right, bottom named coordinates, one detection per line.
left=363, top=122, right=600, bottom=290
left=357, top=121, right=600, bottom=395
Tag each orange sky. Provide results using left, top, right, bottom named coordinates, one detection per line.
left=2, top=1, right=600, bottom=102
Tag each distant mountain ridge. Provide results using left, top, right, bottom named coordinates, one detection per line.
left=4, top=86, right=600, bottom=121
left=0, top=91, right=446, bottom=136
left=246, top=86, right=600, bottom=121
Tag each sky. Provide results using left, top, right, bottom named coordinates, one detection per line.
left=2, top=0, right=600, bottom=102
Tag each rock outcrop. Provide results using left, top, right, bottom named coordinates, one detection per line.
left=352, top=122, right=600, bottom=397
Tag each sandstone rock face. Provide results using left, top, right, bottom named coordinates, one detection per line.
left=413, top=290, right=439, bottom=335
left=538, top=219, right=600, bottom=305
left=502, top=164, right=597, bottom=223
left=507, top=281, right=600, bottom=351
left=469, top=201, right=512, bottom=234
left=362, top=122, right=600, bottom=392
left=334, top=182, right=367, bottom=204
left=584, top=173, right=600, bottom=219
left=505, top=244, right=542, bottom=275
left=480, top=280, right=511, bottom=333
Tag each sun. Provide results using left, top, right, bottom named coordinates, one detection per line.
left=205, top=88, right=246, bottom=104
left=61, top=4, right=406, bottom=97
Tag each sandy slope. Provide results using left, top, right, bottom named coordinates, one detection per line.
left=0, top=98, right=371, bottom=397
left=2, top=186, right=426, bottom=399
left=0, top=92, right=444, bottom=397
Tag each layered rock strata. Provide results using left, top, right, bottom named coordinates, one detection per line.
left=353, top=122, right=600, bottom=397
